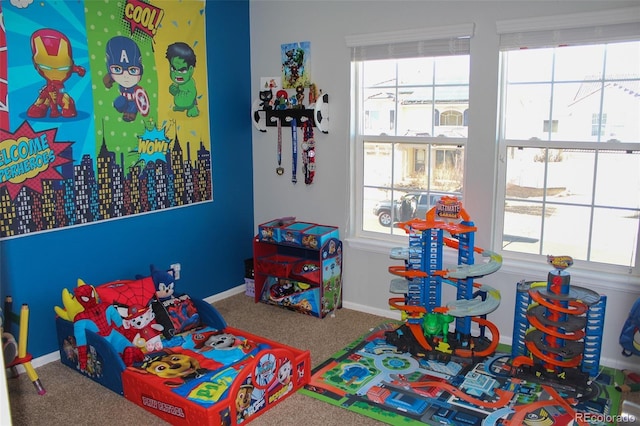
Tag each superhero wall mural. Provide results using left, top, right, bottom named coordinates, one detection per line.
left=0, top=0, right=212, bottom=239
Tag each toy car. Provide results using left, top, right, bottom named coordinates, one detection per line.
left=373, top=192, right=460, bottom=226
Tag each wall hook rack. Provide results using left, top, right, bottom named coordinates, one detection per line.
left=252, top=93, right=329, bottom=134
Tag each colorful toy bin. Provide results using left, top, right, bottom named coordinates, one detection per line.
left=258, top=219, right=339, bottom=249
left=280, top=223, right=339, bottom=248
left=300, top=225, right=339, bottom=249
left=258, top=217, right=296, bottom=243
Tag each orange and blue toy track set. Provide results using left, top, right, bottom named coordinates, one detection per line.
left=386, top=196, right=503, bottom=359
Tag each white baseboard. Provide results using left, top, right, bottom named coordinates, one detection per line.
left=598, top=356, right=640, bottom=373
left=341, top=301, right=401, bottom=320
left=10, top=350, right=59, bottom=374
left=202, top=284, right=247, bottom=304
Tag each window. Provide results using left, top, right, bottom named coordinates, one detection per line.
left=347, top=25, right=473, bottom=238
left=348, top=11, right=639, bottom=276
left=413, top=148, right=426, bottom=173
left=441, top=110, right=463, bottom=127
left=496, top=10, right=640, bottom=273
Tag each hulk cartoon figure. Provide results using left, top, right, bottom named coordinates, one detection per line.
left=165, top=42, right=199, bottom=117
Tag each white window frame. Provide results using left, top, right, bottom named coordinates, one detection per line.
left=347, top=24, right=474, bottom=246
left=494, top=7, right=640, bottom=276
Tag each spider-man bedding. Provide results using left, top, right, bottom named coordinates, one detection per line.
left=55, top=279, right=310, bottom=425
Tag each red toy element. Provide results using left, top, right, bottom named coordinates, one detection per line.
left=96, top=277, right=164, bottom=352
left=72, top=282, right=143, bottom=369
left=625, top=369, right=640, bottom=384
left=96, top=277, right=156, bottom=317
left=301, top=120, right=315, bottom=185
left=27, top=28, right=85, bottom=118
left=616, top=370, right=640, bottom=392
left=254, top=220, right=342, bottom=318
left=96, top=277, right=163, bottom=352
left=3, top=297, right=46, bottom=395
left=274, top=89, right=288, bottom=109
left=122, top=306, right=164, bottom=353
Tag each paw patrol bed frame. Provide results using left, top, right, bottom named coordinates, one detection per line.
left=56, top=294, right=311, bottom=425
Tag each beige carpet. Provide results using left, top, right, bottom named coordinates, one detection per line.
left=7, top=293, right=640, bottom=425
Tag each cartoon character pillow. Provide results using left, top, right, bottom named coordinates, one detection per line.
left=121, top=305, right=164, bottom=353
left=150, top=264, right=177, bottom=302
left=154, top=294, right=201, bottom=337
left=96, top=277, right=164, bottom=352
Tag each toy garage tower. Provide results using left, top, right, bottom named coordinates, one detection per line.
left=388, top=197, right=502, bottom=357
left=511, top=256, right=606, bottom=381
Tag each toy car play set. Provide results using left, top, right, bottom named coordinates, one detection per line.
left=331, top=196, right=614, bottom=424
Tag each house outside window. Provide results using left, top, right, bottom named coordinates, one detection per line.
left=495, top=12, right=640, bottom=272
left=348, top=12, right=639, bottom=276
left=351, top=40, right=470, bottom=234
left=591, top=113, right=607, bottom=137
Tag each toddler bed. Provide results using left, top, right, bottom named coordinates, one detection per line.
left=55, top=273, right=311, bottom=425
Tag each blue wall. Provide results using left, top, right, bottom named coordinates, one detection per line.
left=0, top=0, right=253, bottom=358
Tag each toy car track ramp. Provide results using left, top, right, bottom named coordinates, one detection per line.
left=444, top=251, right=502, bottom=279
left=391, top=243, right=503, bottom=280
left=442, top=281, right=501, bottom=317
left=442, top=238, right=502, bottom=279
left=387, top=281, right=501, bottom=319
left=389, top=278, right=409, bottom=294
left=389, top=246, right=421, bottom=260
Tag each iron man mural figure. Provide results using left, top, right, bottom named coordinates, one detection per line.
left=27, top=28, right=85, bottom=119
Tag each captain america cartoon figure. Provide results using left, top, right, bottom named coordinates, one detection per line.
left=103, top=36, right=150, bottom=122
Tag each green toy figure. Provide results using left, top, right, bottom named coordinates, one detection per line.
left=423, top=312, right=454, bottom=353
left=165, top=42, right=199, bottom=117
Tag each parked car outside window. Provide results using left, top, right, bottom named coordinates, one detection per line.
left=372, top=192, right=459, bottom=226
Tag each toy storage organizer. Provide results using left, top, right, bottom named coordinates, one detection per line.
left=254, top=220, right=342, bottom=318
left=56, top=292, right=311, bottom=425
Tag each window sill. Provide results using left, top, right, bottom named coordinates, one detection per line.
left=345, top=236, right=399, bottom=255
left=498, top=257, right=639, bottom=293
left=346, top=235, right=476, bottom=266
left=345, top=236, right=640, bottom=293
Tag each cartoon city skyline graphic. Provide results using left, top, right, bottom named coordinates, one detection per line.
left=0, top=128, right=212, bottom=239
